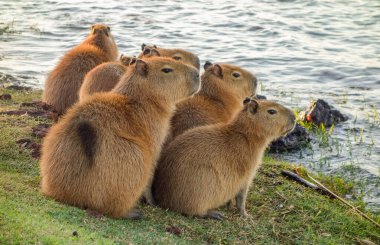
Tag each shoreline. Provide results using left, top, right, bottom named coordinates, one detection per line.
left=0, top=87, right=379, bottom=243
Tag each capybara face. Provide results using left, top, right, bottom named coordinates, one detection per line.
left=243, top=98, right=296, bottom=139
left=133, top=57, right=200, bottom=102
left=203, top=62, right=257, bottom=99
left=139, top=44, right=201, bottom=71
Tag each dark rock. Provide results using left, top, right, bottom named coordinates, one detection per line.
left=270, top=123, right=311, bottom=152
left=72, top=231, right=78, bottom=237
left=0, top=94, right=12, bottom=100
left=165, top=226, right=182, bottom=236
left=301, top=99, right=348, bottom=127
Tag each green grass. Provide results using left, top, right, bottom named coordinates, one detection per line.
left=1, top=88, right=379, bottom=244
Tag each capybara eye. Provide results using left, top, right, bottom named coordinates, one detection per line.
left=232, top=72, right=241, bottom=78
left=173, top=56, right=182, bottom=60
left=267, top=109, right=277, bottom=115
left=161, top=68, right=173, bottom=73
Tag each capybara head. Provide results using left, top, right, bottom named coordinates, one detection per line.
left=116, top=57, right=200, bottom=103
left=88, top=24, right=118, bottom=60
left=203, top=61, right=258, bottom=99
left=139, top=44, right=200, bottom=71
left=242, top=98, right=296, bottom=139
left=120, top=54, right=137, bottom=66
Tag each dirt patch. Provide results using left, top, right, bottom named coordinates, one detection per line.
left=16, top=138, right=41, bottom=158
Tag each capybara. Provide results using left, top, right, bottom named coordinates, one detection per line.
left=153, top=98, right=296, bottom=219
left=43, top=24, right=118, bottom=114
left=79, top=54, right=136, bottom=100
left=40, top=57, right=200, bottom=219
left=139, top=44, right=200, bottom=70
left=167, top=61, right=257, bottom=143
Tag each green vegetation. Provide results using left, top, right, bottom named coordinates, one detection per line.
left=0, top=88, right=379, bottom=244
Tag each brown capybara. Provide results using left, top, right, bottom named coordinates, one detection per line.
left=153, top=98, right=296, bottom=219
left=79, top=54, right=136, bottom=100
left=40, top=57, right=200, bottom=219
left=167, top=61, right=257, bottom=143
left=43, top=24, right=119, bottom=115
left=139, top=43, right=200, bottom=70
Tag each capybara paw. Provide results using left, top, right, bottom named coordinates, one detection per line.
left=240, top=210, right=252, bottom=219
left=204, top=210, right=225, bottom=221
left=124, top=209, right=142, bottom=220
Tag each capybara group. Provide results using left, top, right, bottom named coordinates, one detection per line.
left=40, top=57, right=200, bottom=218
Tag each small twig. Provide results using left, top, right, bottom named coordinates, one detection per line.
left=306, top=173, right=380, bottom=230
left=281, top=170, right=333, bottom=197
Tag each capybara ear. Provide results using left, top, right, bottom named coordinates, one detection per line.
left=90, top=25, right=95, bottom=31
left=204, top=61, right=213, bottom=70
left=213, top=64, right=223, bottom=78
left=90, top=25, right=96, bottom=34
left=247, top=99, right=259, bottom=115
left=141, top=43, right=147, bottom=51
left=107, top=26, right=111, bottom=32
left=142, top=47, right=161, bottom=57
left=120, top=54, right=131, bottom=65
left=129, top=56, right=137, bottom=65
left=243, top=97, right=251, bottom=105
left=135, top=59, right=148, bottom=76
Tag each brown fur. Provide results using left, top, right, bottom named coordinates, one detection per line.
left=79, top=54, right=135, bottom=100
left=153, top=99, right=296, bottom=218
left=42, top=24, right=119, bottom=114
left=167, top=62, right=257, bottom=143
left=40, top=57, right=200, bottom=218
left=139, top=44, right=200, bottom=70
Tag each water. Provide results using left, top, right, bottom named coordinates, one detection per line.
left=1, top=0, right=379, bottom=210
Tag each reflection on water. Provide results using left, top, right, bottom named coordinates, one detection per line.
left=0, top=0, right=379, bottom=210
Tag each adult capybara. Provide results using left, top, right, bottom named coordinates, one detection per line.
left=139, top=44, right=200, bottom=70
left=43, top=24, right=118, bottom=114
left=79, top=54, right=135, bottom=100
left=167, top=61, right=257, bottom=143
left=154, top=98, right=295, bottom=219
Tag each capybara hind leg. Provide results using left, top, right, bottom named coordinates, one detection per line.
left=235, top=184, right=252, bottom=218
left=142, top=184, right=156, bottom=206
left=202, top=210, right=225, bottom=221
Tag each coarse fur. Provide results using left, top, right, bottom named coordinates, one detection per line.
left=167, top=62, right=257, bottom=143
left=79, top=54, right=136, bottom=100
left=139, top=44, right=200, bottom=70
left=43, top=24, right=119, bottom=114
left=153, top=99, right=296, bottom=219
left=40, top=57, right=200, bottom=218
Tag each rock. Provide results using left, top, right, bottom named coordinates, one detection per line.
left=270, top=123, right=311, bottom=152
left=301, top=99, right=348, bottom=127
left=0, top=94, right=12, bottom=100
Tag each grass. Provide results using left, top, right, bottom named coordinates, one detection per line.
left=0, top=88, right=380, bottom=244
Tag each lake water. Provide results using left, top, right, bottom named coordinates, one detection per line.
left=1, top=0, right=379, bottom=210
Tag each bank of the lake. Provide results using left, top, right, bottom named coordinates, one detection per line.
left=0, top=88, right=379, bottom=244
